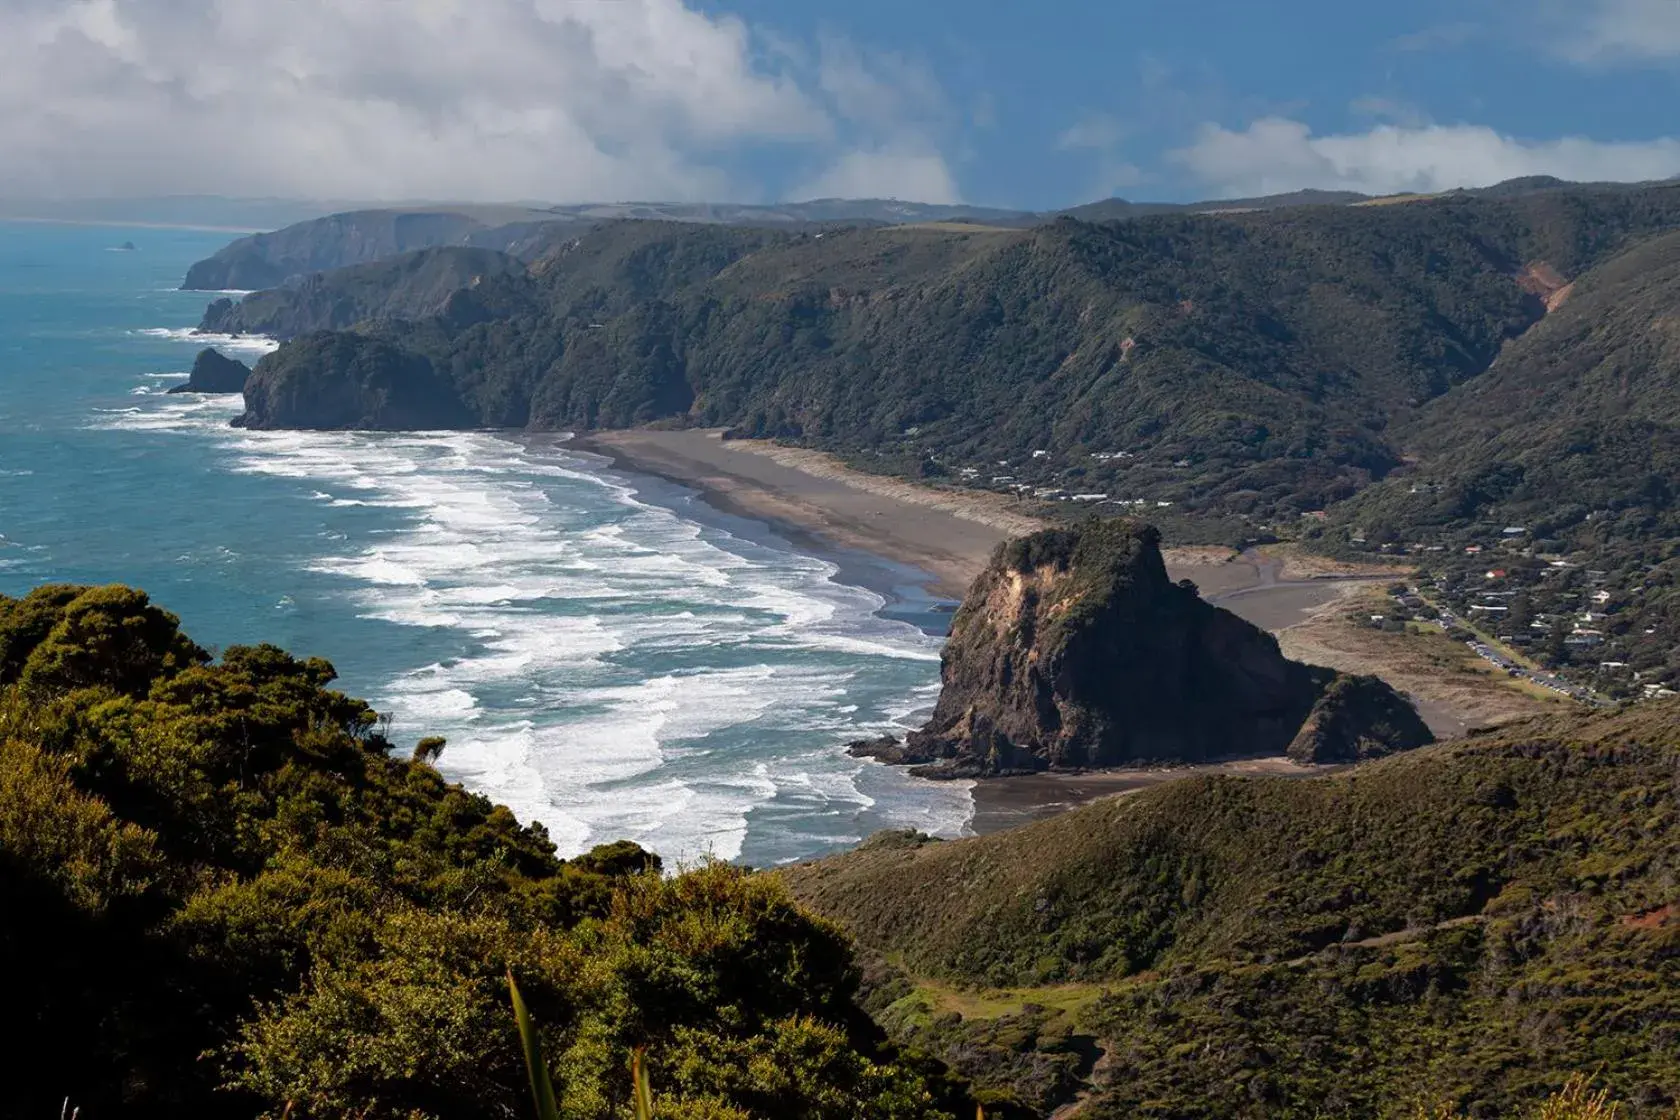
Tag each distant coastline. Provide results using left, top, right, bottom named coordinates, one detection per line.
left=0, top=214, right=269, bottom=234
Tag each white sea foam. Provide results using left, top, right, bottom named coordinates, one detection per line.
left=96, top=381, right=974, bottom=862
left=137, top=326, right=279, bottom=357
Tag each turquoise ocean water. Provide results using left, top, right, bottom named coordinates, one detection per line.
left=0, top=220, right=971, bottom=865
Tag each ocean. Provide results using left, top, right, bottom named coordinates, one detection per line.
left=0, top=220, right=972, bottom=866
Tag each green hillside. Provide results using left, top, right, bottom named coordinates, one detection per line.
left=784, top=705, right=1680, bottom=1116
left=0, top=585, right=967, bottom=1120
left=199, top=245, right=528, bottom=339
left=237, top=183, right=1680, bottom=526
left=1324, top=228, right=1680, bottom=695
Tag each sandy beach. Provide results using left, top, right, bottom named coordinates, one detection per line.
left=572, top=427, right=1486, bottom=831
left=573, top=429, right=1045, bottom=599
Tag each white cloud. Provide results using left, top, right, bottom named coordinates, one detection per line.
left=1172, top=117, right=1680, bottom=197
left=783, top=36, right=959, bottom=202
left=1057, top=113, right=1126, bottom=152
left=0, top=0, right=960, bottom=203
left=789, top=149, right=960, bottom=204
left=1053, top=112, right=1143, bottom=202
left=1561, top=0, right=1680, bottom=62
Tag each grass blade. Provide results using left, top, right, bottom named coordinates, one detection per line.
left=506, top=970, right=562, bottom=1120
left=631, top=1048, right=654, bottom=1120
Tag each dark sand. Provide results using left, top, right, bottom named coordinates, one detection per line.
left=568, top=429, right=1437, bottom=828
left=572, top=429, right=1044, bottom=599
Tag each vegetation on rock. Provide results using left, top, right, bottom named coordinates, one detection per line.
left=786, top=703, right=1680, bottom=1116
left=0, top=584, right=969, bottom=1120
left=873, top=519, right=1429, bottom=774
left=167, top=347, right=251, bottom=394
left=199, top=246, right=529, bottom=340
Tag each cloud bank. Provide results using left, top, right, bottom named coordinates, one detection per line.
left=1172, top=117, right=1680, bottom=198
left=1562, top=0, right=1680, bottom=63
left=0, top=0, right=959, bottom=203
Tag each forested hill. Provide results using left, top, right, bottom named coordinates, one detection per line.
left=199, top=245, right=528, bottom=338
left=785, top=702, right=1680, bottom=1116
left=0, top=584, right=976, bottom=1119
left=234, top=181, right=1680, bottom=522
left=1319, top=225, right=1680, bottom=696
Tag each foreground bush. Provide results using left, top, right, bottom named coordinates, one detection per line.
left=0, top=585, right=960, bottom=1119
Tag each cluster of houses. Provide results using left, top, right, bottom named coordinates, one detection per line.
left=947, top=447, right=1180, bottom=510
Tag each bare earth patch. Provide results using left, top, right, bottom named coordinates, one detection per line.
left=1275, top=588, right=1559, bottom=738
left=1259, top=545, right=1414, bottom=582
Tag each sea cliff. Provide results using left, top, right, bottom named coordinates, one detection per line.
left=855, top=520, right=1431, bottom=775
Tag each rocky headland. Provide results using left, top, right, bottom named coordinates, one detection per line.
left=853, top=519, right=1432, bottom=777
left=167, top=347, right=252, bottom=394
left=233, top=332, right=473, bottom=430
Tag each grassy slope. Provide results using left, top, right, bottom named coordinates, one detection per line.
left=784, top=704, right=1680, bottom=1116
left=243, top=182, right=1680, bottom=524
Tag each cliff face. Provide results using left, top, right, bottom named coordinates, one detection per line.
left=181, top=210, right=500, bottom=291
left=198, top=246, right=528, bottom=340
left=881, top=521, right=1429, bottom=775
left=235, top=332, right=474, bottom=430
left=167, top=348, right=251, bottom=394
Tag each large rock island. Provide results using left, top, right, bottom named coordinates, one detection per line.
left=167, top=348, right=251, bottom=394
left=859, top=520, right=1431, bottom=776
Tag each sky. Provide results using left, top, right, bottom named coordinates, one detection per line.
left=3, top=0, right=1680, bottom=210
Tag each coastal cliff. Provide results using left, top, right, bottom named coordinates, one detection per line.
left=166, top=347, right=251, bottom=394
left=180, top=209, right=499, bottom=290
left=235, top=332, right=474, bottom=430
left=861, top=520, right=1429, bottom=775
left=197, top=246, right=529, bottom=339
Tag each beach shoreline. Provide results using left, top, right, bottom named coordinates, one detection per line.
left=570, top=429, right=1044, bottom=601
left=563, top=426, right=1471, bottom=836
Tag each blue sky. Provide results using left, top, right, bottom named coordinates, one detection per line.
left=709, top=0, right=1680, bottom=207
left=3, top=0, right=1678, bottom=207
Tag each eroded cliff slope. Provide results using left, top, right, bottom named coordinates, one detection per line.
left=868, top=520, right=1430, bottom=774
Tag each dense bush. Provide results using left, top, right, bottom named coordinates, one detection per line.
left=787, top=704, right=1680, bottom=1116
left=0, top=584, right=960, bottom=1120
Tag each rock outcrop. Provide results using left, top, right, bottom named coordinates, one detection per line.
left=874, top=520, right=1430, bottom=777
left=234, top=332, right=475, bottom=430
left=167, top=348, right=251, bottom=394
left=1285, top=673, right=1434, bottom=763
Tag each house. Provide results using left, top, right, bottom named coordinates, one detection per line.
left=1592, top=590, right=1612, bottom=604
left=1031, top=450, right=1049, bottom=459
left=1485, top=569, right=1507, bottom=580
left=1465, top=545, right=1483, bottom=554
left=1071, top=493, right=1108, bottom=502
left=1502, top=526, right=1526, bottom=536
